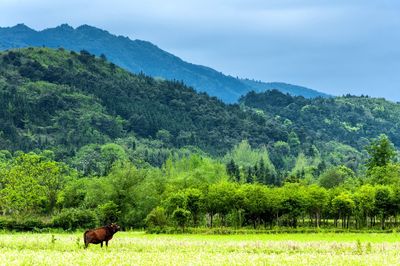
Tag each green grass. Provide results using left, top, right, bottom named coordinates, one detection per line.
left=1, top=231, right=400, bottom=265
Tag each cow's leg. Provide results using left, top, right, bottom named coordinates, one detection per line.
left=101, top=241, right=103, bottom=248
left=106, top=240, right=108, bottom=247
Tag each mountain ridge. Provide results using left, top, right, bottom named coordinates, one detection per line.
left=0, top=23, right=329, bottom=102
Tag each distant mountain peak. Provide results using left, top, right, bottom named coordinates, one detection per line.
left=75, top=24, right=110, bottom=35
left=56, top=23, right=74, bottom=31
left=10, top=23, right=35, bottom=32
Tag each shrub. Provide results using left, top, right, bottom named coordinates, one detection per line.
left=145, top=207, right=167, bottom=229
left=0, top=216, right=48, bottom=231
left=97, top=201, right=121, bottom=225
left=52, top=208, right=97, bottom=230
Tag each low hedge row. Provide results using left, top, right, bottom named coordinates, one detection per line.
left=146, top=226, right=397, bottom=235
left=0, top=208, right=97, bottom=231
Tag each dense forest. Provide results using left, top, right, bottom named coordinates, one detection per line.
left=1, top=48, right=400, bottom=232
left=0, top=47, right=290, bottom=159
left=241, top=90, right=400, bottom=151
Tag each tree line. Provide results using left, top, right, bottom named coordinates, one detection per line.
left=1, top=134, right=399, bottom=232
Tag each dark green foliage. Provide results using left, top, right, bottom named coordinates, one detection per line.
left=318, top=166, right=355, bottom=189
left=52, top=208, right=97, bottom=230
left=185, top=189, right=204, bottom=226
left=145, top=207, right=167, bottom=229
left=171, top=208, right=191, bottom=232
left=374, top=186, right=394, bottom=229
left=226, top=159, right=240, bottom=182
left=97, top=201, right=121, bottom=225
left=0, top=48, right=289, bottom=160
left=241, top=90, right=400, bottom=165
left=0, top=216, right=48, bottom=231
left=366, top=134, right=396, bottom=170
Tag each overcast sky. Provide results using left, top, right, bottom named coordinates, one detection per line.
left=1, top=0, right=399, bottom=99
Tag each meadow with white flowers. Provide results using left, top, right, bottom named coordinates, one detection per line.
left=1, top=232, right=400, bottom=265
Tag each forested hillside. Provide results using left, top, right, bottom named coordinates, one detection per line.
left=1, top=48, right=400, bottom=232
left=0, top=24, right=328, bottom=102
left=0, top=48, right=288, bottom=160
left=241, top=90, right=400, bottom=151
left=1, top=48, right=399, bottom=175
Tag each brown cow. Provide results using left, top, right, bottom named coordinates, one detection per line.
left=84, top=223, right=120, bottom=248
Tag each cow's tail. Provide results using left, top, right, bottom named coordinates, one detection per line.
left=83, top=230, right=89, bottom=249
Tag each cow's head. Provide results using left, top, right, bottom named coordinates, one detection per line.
left=110, top=223, right=120, bottom=233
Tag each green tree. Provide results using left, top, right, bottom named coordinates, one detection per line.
left=100, top=143, right=128, bottom=175
left=223, top=140, right=276, bottom=178
left=332, top=192, right=355, bottom=228
left=205, top=182, right=238, bottom=227
left=172, top=207, right=191, bottom=232
left=240, top=184, right=269, bottom=228
left=226, top=159, right=240, bottom=182
left=353, top=185, right=375, bottom=228
left=164, top=192, right=187, bottom=215
left=374, top=186, right=394, bottom=229
left=97, top=201, right=121, bottom=225
left=306, top=185, right=328, bottom=227
left=367, top=163, right=400, bottom=185
left=145, top=206, right=167, bottom=229
left=0, top=153, right=67, bottom=215
left=280, top=183, right=307, bottom=228
left=185, top=188, right=204, bottom=226
left=366, top=134, right=396, bottom=171
left=318, top=166, right=355, bottom=189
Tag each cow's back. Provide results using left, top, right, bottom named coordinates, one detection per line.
left=84, top=228, right=107, bottom=243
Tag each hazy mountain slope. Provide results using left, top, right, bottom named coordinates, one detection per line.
left=240, top=79, right=331, bottom=98
left=0, top=24, right=248, bottom=102
left=0, top=24, right=328, bottom=102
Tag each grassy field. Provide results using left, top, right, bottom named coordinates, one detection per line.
left=1, top=231, right=400, bottom=265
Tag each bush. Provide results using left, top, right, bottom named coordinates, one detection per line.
left=97, top=201, right=120, bottom=225
left=0, top=216, right=48, bottom=231
left=172, top=208, right=191, bottom=232
left=52, top=208, right=97, bottom=230
left=145, top=207, right=167, bottom=229
left=0, top=217, right=14, bottom=230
